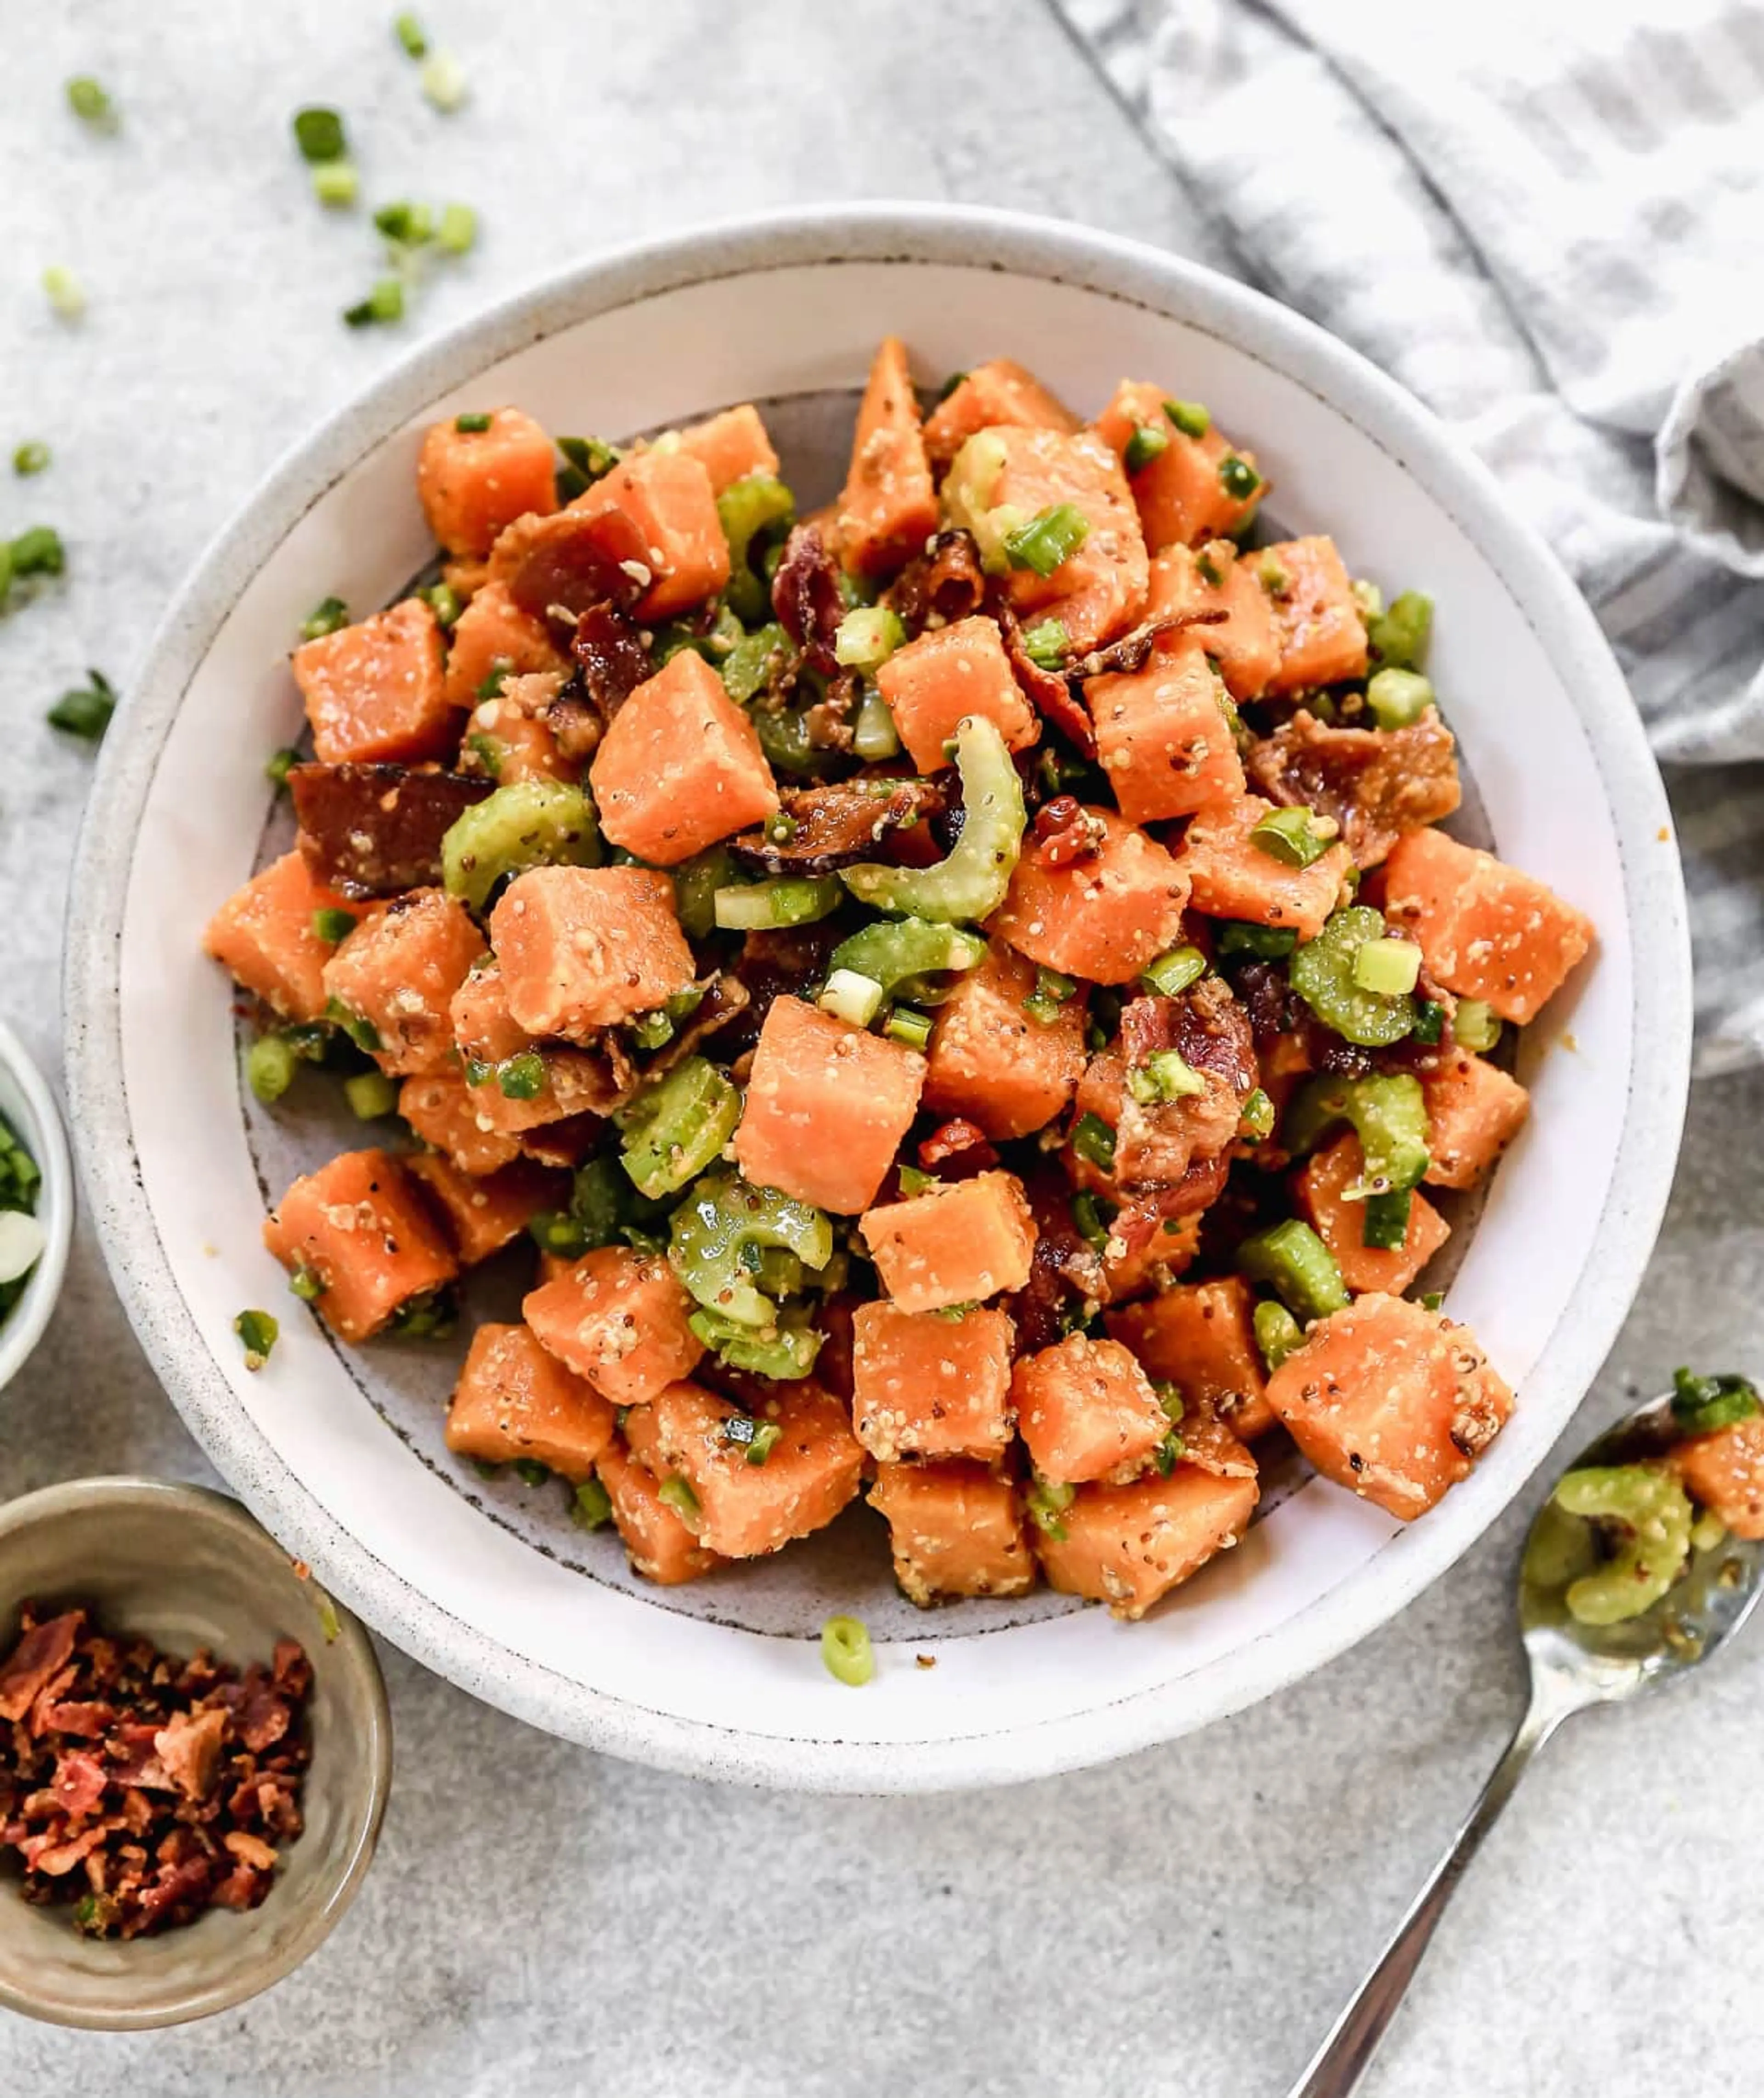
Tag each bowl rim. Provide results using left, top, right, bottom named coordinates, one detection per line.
left=0, top=1475, right=391, bottom=2030
left=0, top=1018, right=74, bottom=1396
left=62, top=202, right=1691, bottom=1791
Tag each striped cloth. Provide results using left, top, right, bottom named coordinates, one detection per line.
left=1049, top=0, right=1764, bottom=1073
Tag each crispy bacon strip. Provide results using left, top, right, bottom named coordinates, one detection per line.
left=770, top=523, right=844, bottom=673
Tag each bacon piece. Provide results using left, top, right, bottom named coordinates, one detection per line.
left=1115, top=981, right=1257, bottom=1189
left=0, top=1612, right=82, bottom=1723
left=153, top=1708, right=228, bottom=1801
left=728, top=776, right=947, bottom=875
left=1004, top=1168, right=1106, bottom=1356
left=291, top=762, right=494, bottom=898
left=500, top=508, right=647, bottom=625
left=51, top=1750, right=108, bottom=1820
left=986, top=581, right=1097, bottom=756
left=569, top=601, right=651, bottom=717
left=1069, top=608, right=1226, bottom=681
left=770, top=523, right=844, bottom=673
left=1244, top=708, right=1460, bottom=868
left=884, top=528, right=987, bottom=632
left=916, top=1119, right=1000, bottom=1179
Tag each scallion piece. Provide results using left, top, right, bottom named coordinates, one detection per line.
left=1366, top=667, right=1437, bottom=731
left=884, top=1006, right=932, bottom=1051
left=1239, top=1087, right=1275, bottom=1141
left=1124, top=422, right=1170, bottom=474
left=820, top=1613, right=875, bottom=1688
left=1216, top=922, right=1297, bottom=964
left=818, top=969, right=885, bottom=1029
left=312, top=907, right=358, bottom=945
left=1250, top=806, right=1333, bottom=869
left=47, top=670, right=115, bottom=741
left=1165, top=399, right=1210, bottom=439
left=513, top=1457, right=551, bottom=1488
left=420, top=49, right=468, bottom=111
left=1367, top=590, right=1433, bottom=673
left=1002, top=503, right=1090, bottom=579
left=421, top=581, right=462, bottom=627
left=246, top=1034, right=299, bottom=1105
left=1351, top=937, right=1422, bottom=998
left=1126, top=1050, right=1207, bottom=1106
left=11, top=527, right=65, bottom=577
left=343, top=278, right=405, bottom=328
left=658, top=1474, right=700, bottom=1522
left=292, top=107, right=348, bottom=163
left=394, top=11, right=429, bottom=57
left=1140, top=944, right=1207, bottom=997
left=1019, top=617, right=1069, bottom=671
left=498, top=1051, right=547, bottom=1101
left=852, top=686, right=902, bottom=761
left=42, top=266, right=85, bottom=320
left=1217, top=454, right=1261, bottom=501
left=375, top=200, right=434, bottom=244
left=1670, top=1367, right=1762, bottom=1437
left=312, top=161, right=360, bottom=208
left=1254, top=1299, right=1305, bottom=1372
left=1023, top=965, right=1078, bottom=1026
left=833, top=605, right=906, bottom=671
left=1071, top=1111, right=1116, bottom=1174
left=1361, top=1189, right=1413, bottom=1250
left=1070, top=1191, right=1112, bottom=1253
left=288, top=1263, right=327, bottom=1303
left=712, top=876, right=841, bottom=932
left=233, top=1309, right=278, bottom=1370
left=746, top=1422, right=783, bottom=1466
left=1411, top=999, right=1446, bottom=1046
left=325, top=997, right=381, bottom=1053
left=266, top=748, right=300, bottom=792
left=300, top=596, right=349, bottom=641
left=571, top=1476, right=612, bottom=1529
left=437, top=201, right=478, bottom=255
left=12, top=442, right=50, bottom=477
left=454, top=410, right=492, bottom=434
left=1453, top=999, right=1501, bottom=1054
left=66, top=76, right=116, bottom=126
left=344, top=1071, right=397, bottom=1120
left=1025, top=1478, right=1074, bottom=1541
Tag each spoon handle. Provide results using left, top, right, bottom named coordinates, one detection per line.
left=1285, top=1689, right=1573, bottom=2098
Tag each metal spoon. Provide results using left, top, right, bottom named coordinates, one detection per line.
left=1288, top=1392, right=1764, bottom=2098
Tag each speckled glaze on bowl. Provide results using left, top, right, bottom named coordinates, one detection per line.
left=0, top=1021, right=74, bottom=1398
left=0, top=1478, right=390, bottom=2028
left=63, top=206, right=1690, bottom=1792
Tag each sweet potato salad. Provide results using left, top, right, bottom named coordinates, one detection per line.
left=205, top=342, right=1594, bottom=1621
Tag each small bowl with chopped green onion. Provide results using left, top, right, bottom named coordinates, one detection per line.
left=0, top=1021, right=73, bottom=1397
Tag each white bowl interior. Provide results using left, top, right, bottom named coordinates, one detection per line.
left=0, top=1021, right=74, bottom=1395
left=68, top=216, right=1688, bottom=1788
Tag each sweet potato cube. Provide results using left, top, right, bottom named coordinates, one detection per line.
left=406, top=1152, right=566, bottom=1266
left=860, top=1170, right=1037, bottom=1315
left=442, top=580, right=567, bottom=710
left=293, top=598, right=452, bottom=767
left=850, top=1302, right=1016, bottom=1463
left=837, top=335, right=940, bottom=579
left=1672, top=1416, right=1764, bottom=1540
left=597, top=1440, right=724, bottom=1586
left=263, top=1149, right=458, bottom=1344
left=923, top=941, right=1084, bottom=1141
left=489, top=866, right=694, bottom=1039
left=1144, top=543, right=1279, bottom=701
left=984, top=427, right=1149, bottom=651
left=876, top=615, right=1038, bottom=774
left=734, top=997, right=926, bottom=1215
left=1262, top=537, right=1368, bottom=693
left=204, top=850, right=358, bottom=1023
left=1265, top=1293, right=1514, bottom=1519
left=590, top=649, right=779, bottom=865
left=417, top=406, right=559, bottom=559
left=447, top=959, right=618, bottom=1131
left=1034, top=1458, right=1260, bottom=1620
left=1420, top=1050, right=1529, bottom=1191
left=1381, top=829, right=1594, bottom=1025
left=446, top=1322, right=616, bottom=1479
left=869, top=1462, right=1035, bottom=1603
left=921, top=357, right=1080, bottom=471
left=623, top=1378, right=864, bottom=1560
left=571, top=449, right=729, bottom=621
left=462, top=672, right=576, bottom=785
left=673, top=403, right=779, bottom=494
left=992, top=807, right=1190, bottom=985
left=1295, top=1134, right=1451, bottom=1297
left=1175, top=793, right=1353, bottom=943
left=523, top=1246, right=705, bottom=1405
left=1088, top=630, right=1245, bottom=824
left=1012, top=1333, right=1170, bottom=1486
left=322, top=888, right=487, bottom=1076
left=399, top=1072, right=522, bottom=1176
left=1107, top=1275, right=1275, bottom=1441
left=1091, top=380, right=1265, bottom=552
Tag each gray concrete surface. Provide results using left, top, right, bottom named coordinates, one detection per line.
left=1, top=3, right=1758, bottom=2092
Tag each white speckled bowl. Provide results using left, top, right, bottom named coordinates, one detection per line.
left=63, top=207, right=1690, bottom=1791
left=0, top=1021, right=73, bottom=1399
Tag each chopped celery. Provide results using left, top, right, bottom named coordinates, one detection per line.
left=1003, top=503, right=1090, bottom=578
left=1670, top=1367, right=1761, bottom=1436
left=1412, top=999, right=1447, bottom=1046
left=819, top=969, right=885, bottom=1028
left=571, top=1478, right=613, bottom=1530
left=827, top=917, right=986, bottom=1003
left=820, top=1613, right=875, bottom=1687
left=1367, top=590, right=1433, bottom=671
left=1126, top=1051, right=1207, bottom=1105
left=617, top=1057, right=741, bottom=1200
left=717, top=473, right=795, bottom=623
left=884, top=1007, right=932, bottom=1051
left=1360, top=1188, right=1412, bottom=1250
left=1020, top=618, right=1070, bottom=670
left=834, top=606, right=906, bottom=671
left=669, top=1174, right=834, bottom=1328
left=841, top=715, right=1026, bottom=924
left=1366, top=667, right=1436, bottom=730
left=652, top=602, right=744, bottom=667
left=1139, top=944, right=1207, bottom=997
left=1071, top=1111, right=1116, bottom=1174
left=1251, top=806, right=1334, bottom=869
left=1237, top=1219, right=1349, bottom=1325
left=712, top=876, right=841, bottom=932
left=233, top=1309, right=278, bottom=1370
left=852, top=686, right=902, bottom=760
left=1290, top=907, right=1417, bottom=1048
left=441, top=781, right=599, bottom=912
left=246, top=1034, right=299, bottom=1105
left=671, top=845, right=739, bottom=940
left=1283, top=1072, right=1431, bottom=1196
left=689, top=1305, right=823, bottom=1380
left=1216, top=922, right=1297, bottom=964
left=1352, top=937, right=1422, bottom=998
left=1453, top=999, right=1501, bottom=1053
left=1253, top=1299, right=1305, bottom=1372
left=1551, top=1466, right=1693, bottom=1626
left=721, top=622, right=792, bottom=704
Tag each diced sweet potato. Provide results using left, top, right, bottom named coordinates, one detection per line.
left=446, top=1322, right=616, bottom=1479
left=837, top=336, right=940, bottom=579
left=447, top=959, right=618, bottom=1132
left=461, top=673, right=576, bottom=785
left=523, top=1246, right=705, bottom=1405
left=1107, top=1276, right=1276, bottom=1441
left=869, top=1462, right=1035, bottom=1603
left=570, top=449, right=729, bottom=620
left=1087, top=631, right=1245, bottom=824
left=489, top=866, right=695, bottom=1039
left=418, top=407, right=559, bottom=559
left=1671, top=1416, right=1764, bottom=1539
left=1144, top=542, right=1279, bottom=701
left=1101, top=1202, right=1202, bottom=1304
left=1381, top=829, right=1594, bottom=1025
left=991, top=807, right=1189, bottom=985
left=406, top=1152, right=566, bottom=1266
left=1175, top=793, right=1353, bottom=943
left=733, top=996, right=926, bottom=1214
left=292, top=598, right=452, bottom=767
left=590, top=649, right=778, bottom=865
left=263, top=1149, right=458, bottom=1344
left=876, top=615, right=1038, bottom=774
left=1013, top=1333, right=1170, bottom=1486
left=597, top=1440, right=724, bottom=1586
left=1090, top=381, right=1264, bottom=551
left=1265, top=1293, right=1514, bottom=1519
left=322, top=888, right=487, bottom=1076
left=204, top=850, right=358, bottom=1023
left=1034, top=1457, right=1260, bottom=1620
left=921, top=357, right=1080, bottom=471
left=984, top=427, right=1149, bottom=651
left=922, top=941, right=1085, bottom=1141
left=1421, top=1050, right=1530, bottom=1190
left=673, top=403, right=780, bottom=494
left=1261, top=537, right=1368, bottom=693
left=622, top=1378, right=864, bottom=1559
left=850, top=1302, right=1016, bottom=1463
left=1295, top=1134, right=1451, bottom=1297
left=399, top=1072, right=522, bottom=1176
left=442, top=580, right=567, bottom=710
left=860, top=1170, right=1038, bottom=1314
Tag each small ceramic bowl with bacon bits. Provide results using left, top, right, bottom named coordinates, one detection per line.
left=0, top=1477, right=390, bottom=2028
